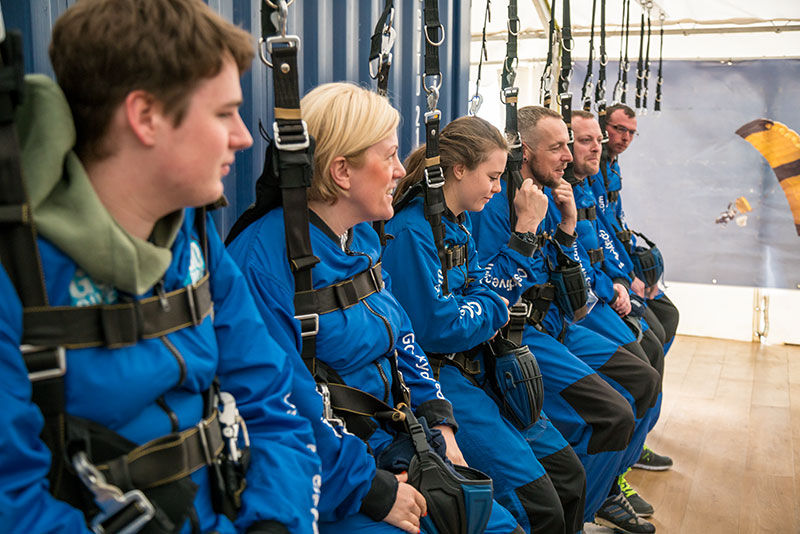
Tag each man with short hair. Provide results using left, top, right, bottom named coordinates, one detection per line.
left=505, top=105, right=660, bottom=534
left=0, top=1, right=321, bottom=532
left=595, top=104, right=680, bottom=356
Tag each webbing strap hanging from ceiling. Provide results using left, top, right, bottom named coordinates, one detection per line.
left=469, top=0, right=491, bottom=116
left=502, top=0, right=524, bottom=231
left=258, top=0, right=321, bottom=364
left=421, top=0, right=450, bottom=295
left=558, top=0, right=578, bottom=186
left=369, top=0, right=395, bottom=97
left=581, top=0, right=597, bottom=111
left=369, top=0, right=396, bottom=244
left=595, top=0, right=608, bottom=142
left=642, top=6, right=652, bottom=113
left=540, top=0, right=557, bottom=107
left=654, top=11, right=664, bottom=114
left=613, top=0, right=631, bottom=104
left=635, top=9, right=645, bottom=111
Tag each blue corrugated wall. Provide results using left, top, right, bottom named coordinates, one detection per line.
left=2, top=0, right=470, bottom=236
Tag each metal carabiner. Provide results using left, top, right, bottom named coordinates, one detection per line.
left=468, top=93, right=483, bottom=116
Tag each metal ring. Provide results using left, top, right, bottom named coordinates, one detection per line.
left=561, top=37, right=574, bottom=53
left=258, top=38, right=273, bottom=68
left=507, top=18, right=521, bottom=37
left=264, top=0, right=294, bottom=7
left=599, top=53, right=609, bottom=66
left=423, top=72, right=443, bottom=94
left=424, top=24, right=446, bottom=47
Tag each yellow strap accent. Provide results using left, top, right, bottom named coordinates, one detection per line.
left=274, top=107, right=303, bottom=120
left=425, top=156, right=441, bottom=167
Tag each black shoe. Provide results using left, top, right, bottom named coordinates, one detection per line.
left=619, top=470, right=654, bottom=517
left=633, top=445, right=673, bottom=471
left=595, top=492, right=656, bottom=533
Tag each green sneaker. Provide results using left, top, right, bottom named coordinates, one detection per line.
left=633, top=445, right=673, bottom=471
left=619, top=469, right=654, bottom=517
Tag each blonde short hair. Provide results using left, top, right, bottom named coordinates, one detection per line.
left=301, top=83, right=400, bottom=203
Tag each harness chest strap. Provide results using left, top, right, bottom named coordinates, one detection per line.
left=576, top=205, right=597, bottom=221
left=587, top=247, right=605, bottom=265
left=22, top=273, right=213, bottom=350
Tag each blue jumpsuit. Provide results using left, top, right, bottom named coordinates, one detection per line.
left=569, top=177, right=665, bottom=377
left=383, top=197, right=585, bottom=534
left=0, top=211, right=321, bottom=533
left=471, top=180, right=637, bottom=523
left=591, top=161, right=679, bottom=353
left=540, top=190, right=662, bottom=460
left=228, top=208, right=521, bottom=534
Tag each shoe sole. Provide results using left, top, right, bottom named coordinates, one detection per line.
left=632, top=463, right=672, bottom=471
left=594, top=516, right=648, bottom=534
left=634, top=508, right=654, bottom=518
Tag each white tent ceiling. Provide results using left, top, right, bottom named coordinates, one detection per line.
left=470, top=0, right=800, bottom=60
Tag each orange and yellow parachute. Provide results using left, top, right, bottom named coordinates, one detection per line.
left=736, top=119, right=800, bottom=236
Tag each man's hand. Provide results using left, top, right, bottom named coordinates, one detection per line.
left=513, top=178, right=548, bottom=233
left=384, top=473, right=427, bottom=533
left=611, top=283, right=632, bottom=316
left=552, top=179, right=577, bottom=235
left=631, top=276, right=645, bottom=298
left=646, top=283, right=660, bottom=299
left=434, top=424, right=467, bottom=467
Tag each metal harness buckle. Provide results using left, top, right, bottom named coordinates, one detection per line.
left=295, top=313, right=320, bottom=338
left=272, top=119, right=310, bottom=151
left=317, top=383, right=344, bottom=427
left=218, top=392, right=250, bottom=463
left=21, top=345, right=66, bottom=382
left=72, top=451, right=155, bottom=534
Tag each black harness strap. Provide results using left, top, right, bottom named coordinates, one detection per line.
left=642, top=9, right=652, bottom=112
left=558, top=0, right=576, bottom=185
left=576, top=206, right=596, bottom=221
left=581, top=0, right=597, bottom=111
left=294, top=262, right=383, bottom=315
left=540, top=0, right=557, bottom=107
left=469, top=0, right=491, bottom=116
left=595, top=0, right=609, bottom=142
left=655, top=12, right=664, bottom=114
left=420, top=0, right=450, bottom=296
left=587, top=247, right=604, bottom=265
left=502, top=0, right=524, bottom=232
left=635, top=11, right=645, bottom=111
left=369, top=0, right=395, bottom=97
left=614, top=0, right=631, bottom=104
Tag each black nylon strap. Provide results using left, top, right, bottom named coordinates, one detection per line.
left=541, top=0, right=557, bottom=107
left=635, top=12, right=645, bottom=110
left=581, top=0, right=597, bottom=111
left=655, top=17, right=664, bottom=113
left=443, top=244, right=467, bottom=271
left=469, top=0, right=491, bottom=116
left=559, top=0, right=576, bottom=185
left=642, top=13, right=652, bottom=111
left=294, top=262, right=383, bottom=316
left=595, top=0, right=608, bottom=141
left=369, top=0, right=394, bottom=96
left=423, top=0, right=443, bottom=77
left=100, top=410, right=225, bottom=491
left=576, top=206, right=596, bottom=221
left=22, top=275, right=213, bottom=349
left=587, top=247, right=604, bottom=265
left=502, top=0, right=524, bottom=232
left=327, top=383, right=406, bottom=429
left=608, top=189, right=620, bottom=203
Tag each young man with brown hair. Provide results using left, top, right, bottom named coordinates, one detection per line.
left=0, top=1, right=320, bottom=532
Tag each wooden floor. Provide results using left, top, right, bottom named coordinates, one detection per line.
left=585, top=335, right=800, bottom=534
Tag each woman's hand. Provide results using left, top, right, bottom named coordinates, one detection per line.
left=434, top=424, right=467, bottom=467
left=384, top=472, right=427, bottom=533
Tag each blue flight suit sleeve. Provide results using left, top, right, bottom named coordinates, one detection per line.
left=0, top=268, right=92, bottom=532
left=382, top=223, right=508, bottom=354
left=470, top=194, right=546, bottom=305
left=230, top=250, right=384, bottom=524
left=383, top=274, right=455, bottom=430
left=205, top=218, right=321, bottom=533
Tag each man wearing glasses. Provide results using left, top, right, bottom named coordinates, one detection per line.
left=592, top=103, right=681, bottom=479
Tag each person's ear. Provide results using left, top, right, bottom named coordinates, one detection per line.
left=329, top=156, right=352, bottom=191
left=124, top=90, right=162, bottom=147
left=452, top=163, right=466, bottom=181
